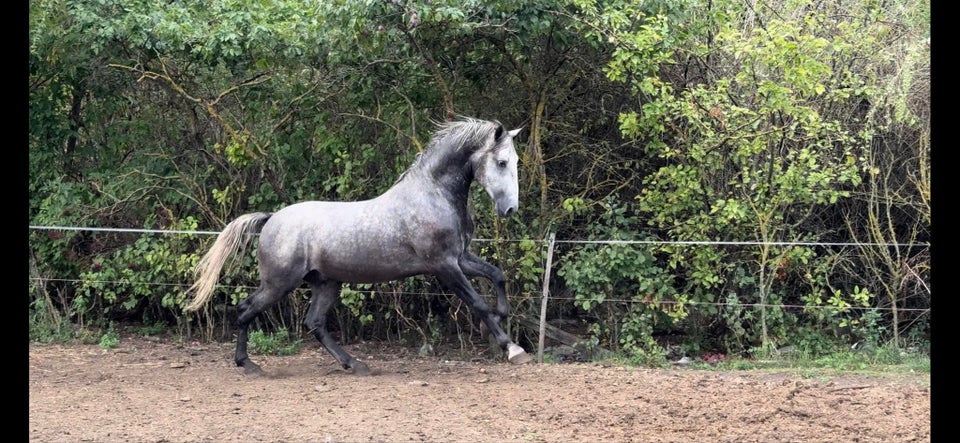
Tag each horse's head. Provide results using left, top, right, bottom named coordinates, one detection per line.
left=473, top=123, right=522, bottom=217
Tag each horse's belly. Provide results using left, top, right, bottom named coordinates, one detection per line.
left=319, top=249, right=427, bottom=283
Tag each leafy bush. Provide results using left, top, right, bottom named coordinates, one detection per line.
left=27, top=0, right=928, bottom=361
left=99, top=327, right=120, bottom=349
left=558, top=199, right=675, bottom=358
left=248, top=329, right=302, bottom=356
left=76, top=217, right=202, bottom=328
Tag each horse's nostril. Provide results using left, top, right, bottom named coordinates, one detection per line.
left=503, top=207, right=517, bottom=217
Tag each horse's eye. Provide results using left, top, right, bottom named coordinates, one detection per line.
left=497, top=160, right=508, bottom=168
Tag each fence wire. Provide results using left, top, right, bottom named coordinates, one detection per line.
left=28, top=222, right=930, bottom=316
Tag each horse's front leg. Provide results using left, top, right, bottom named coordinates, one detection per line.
left=436, top=264, right=532, bottom=365
left=459, top=252, right=512, bottom=346
left=459, top=251, right=510, bottom=321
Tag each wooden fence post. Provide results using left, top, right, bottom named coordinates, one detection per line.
left=537, top=232, right=556, bottom=364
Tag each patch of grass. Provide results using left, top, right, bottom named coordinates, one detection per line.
left=727, top=359, right=756, bottom=370
left=30, top=315, right=115, bottom=346
left=28, top=298, right=75, bottom=344
left=76, top=328, right=104, bottom=345
left=907, top=356, right=931, bottom=373
left=686, top=343, right=930, bottom=377
left=29, top=316, right=75, bottom=344
left=248, top=329, right=302, bottom=356
left=135, top=322, right=168, bottom=337
left=99, top=328, right=120, bottom=349
left=798, top=370, right=828, bottom=380
left=539, top=353, right=558, bottom=364
left=626, top=348, right=668, bottom=368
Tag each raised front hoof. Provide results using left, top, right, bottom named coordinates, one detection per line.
left=348, top=361, right=371, bottom=376
left=507, top=344, right=533, bottom=365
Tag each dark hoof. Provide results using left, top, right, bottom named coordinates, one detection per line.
left=242, top=361, right=264, bottom=376
left=350, top=361, right=371, bottom=376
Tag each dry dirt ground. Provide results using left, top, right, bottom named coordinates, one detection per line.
left=29, top=334, right=931, bottom=443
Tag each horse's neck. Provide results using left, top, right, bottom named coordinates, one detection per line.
left=404, top=158, right=473, bottom=200
left=390, top=169, right=473, bottom=216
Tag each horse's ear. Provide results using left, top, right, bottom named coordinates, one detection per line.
left=494, top=124, right=504, bottom=141
left=508, top=128, right=522, bottom=138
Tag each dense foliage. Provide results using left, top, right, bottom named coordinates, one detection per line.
left=30, top=0, right=929, bottom=362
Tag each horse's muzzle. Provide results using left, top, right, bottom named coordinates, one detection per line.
left=492, top=192, right=518, bottom=217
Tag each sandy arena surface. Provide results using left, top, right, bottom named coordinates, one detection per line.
left=29, top=335, right=931, bottom=442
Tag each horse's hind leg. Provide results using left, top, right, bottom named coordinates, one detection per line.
left=235, top=283, right=292, bottom=375
left=305, top=276, right=370, bottom=375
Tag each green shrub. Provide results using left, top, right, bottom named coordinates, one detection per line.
left=248, top=329, right=302, bottom=356
left=99, top=328, right=120, bottom=349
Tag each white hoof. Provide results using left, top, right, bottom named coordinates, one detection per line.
left=507, top=344, right=533, bottom=364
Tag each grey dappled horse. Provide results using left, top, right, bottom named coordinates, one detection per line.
left=184, top=118, right=531, bottom=375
